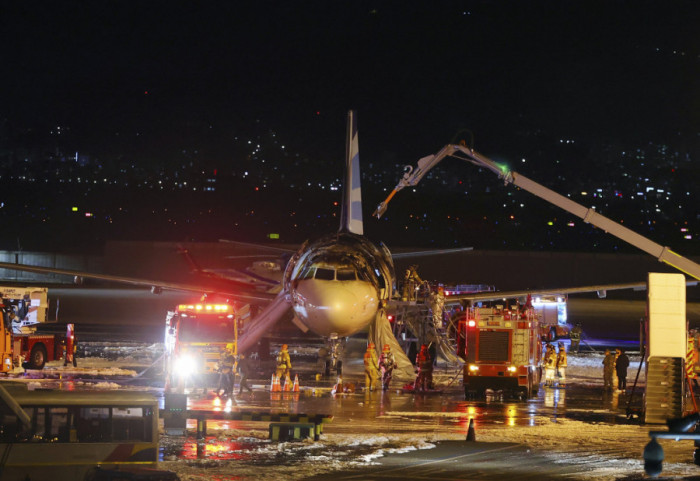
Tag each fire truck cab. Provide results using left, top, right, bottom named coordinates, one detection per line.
left=0, top=286, right=67, bottom=370
left=164, top=301, right=237, bottom=392
left=456, top=301, right=542, bottom=399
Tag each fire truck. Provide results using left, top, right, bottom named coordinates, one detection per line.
left=0, top=286, right=68, bottom=370
left=531, top=295, right=570, bottom=341
left=164, top=300, right=237, bottom=391
left=455, top=301, right=542, bottom=399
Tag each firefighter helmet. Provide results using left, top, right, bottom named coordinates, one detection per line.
left=281, top=344, right=288, bottom=350
left=383, top=344, right=390, bottom=351
left=368, top=343, right=375, bottom=349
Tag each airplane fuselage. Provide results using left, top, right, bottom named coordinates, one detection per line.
left=283, top=232, right=394, bottom=338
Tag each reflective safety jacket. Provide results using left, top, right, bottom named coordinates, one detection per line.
left=556, top=351, right=567, bottom=368
left=218, top=352, right=235, bottom=374
left=364, top=348, right=379, bottom=372
left=276, top=349, right=291, bottom=369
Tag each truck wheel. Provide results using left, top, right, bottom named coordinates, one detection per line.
left=29, top=345, right=47, bottom=370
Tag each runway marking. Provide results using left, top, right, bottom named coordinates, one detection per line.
left=335, top=443, right=520, bottom=479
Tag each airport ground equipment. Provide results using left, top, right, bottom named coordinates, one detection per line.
left=644, top=273, right=688, bottom=424
left=455, top=300, right=542, bottom=399
left=162, top=392, right=332, bottom=441
left=0, top=286, right=68, bottom=370
left=374, top=143, right=700, bottom=281
left=164, top=300, right=237, bottom=392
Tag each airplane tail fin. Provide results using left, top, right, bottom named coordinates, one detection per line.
left=339, top=110, right=363, bottom=235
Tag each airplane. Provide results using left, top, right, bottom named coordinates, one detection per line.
left=0, top=110, right=678, bottom=376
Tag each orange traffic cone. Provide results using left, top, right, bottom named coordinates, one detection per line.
left=275, top=375, right=283, bottom=392
left=272, top=374, right=282, bottom=392
left=466, top=418, right=476, bottom=441
left=283, top=373, right=292, bottom=392
left=270, top=374, right=276, bottom=392
left=292, top=374, right=300, bottom=392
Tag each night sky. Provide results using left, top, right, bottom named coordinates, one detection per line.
left=3, top=1, right=698, bottom=164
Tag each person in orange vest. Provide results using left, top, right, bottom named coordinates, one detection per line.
left=414, top=344, right=433, bottom=391
left=379, top=344, right=398, bottom=390
left=363, top=343, right=379, bottom=391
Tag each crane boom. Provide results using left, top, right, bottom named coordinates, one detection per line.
left=373, top=143, right=700, bottom=281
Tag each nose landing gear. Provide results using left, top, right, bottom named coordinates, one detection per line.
left=323, top=333, right=344, bottom=376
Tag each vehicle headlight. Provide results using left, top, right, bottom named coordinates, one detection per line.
left=174, top=355, right=196, bottom=377
left=468, top=364, right=479, bottom=372
left=507, top=366, right=517, bottom=372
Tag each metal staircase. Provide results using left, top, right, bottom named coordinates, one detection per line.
left=390, top=300, right=460, bottom=365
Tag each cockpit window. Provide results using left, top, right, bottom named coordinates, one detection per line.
left=314, top=268, right=335, bottom=280
left=336, top=269, right=356, bottom=281
left=300, top=266, right=316, bottom=280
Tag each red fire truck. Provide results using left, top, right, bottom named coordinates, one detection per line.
left=455, top=301, right=542, bottom=399
left=0, top=286, right=69, bottom=370
left=164, top=300, right=237, bottom=391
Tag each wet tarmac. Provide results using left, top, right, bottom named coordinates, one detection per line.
left=10, top=286, right=700, bottom=478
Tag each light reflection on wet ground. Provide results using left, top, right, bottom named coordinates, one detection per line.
left=162, top=380, right=639, bottom=462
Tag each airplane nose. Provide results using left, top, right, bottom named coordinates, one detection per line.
left=294, top=281, right=378, bottom=337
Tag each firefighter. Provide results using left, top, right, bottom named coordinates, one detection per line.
left=570, top=323, right=582, bottom=353
left=401, top=265, right=423, bottom=301
left=429, top=286, right=446, bottom=330
left=379, top=344, right=397, bottom=390
left=615, top=348, right=630, bottom=393
left=275, top=344, right=292, bottom=385
left=414, top=344, right=433, bottom=391
left=63, top=333, right=78, bottom=367
left=364, top=342, right=380, bottom=391
left=602, top=348, right=616, bottom=391
left=556, top=342, right=567, bottom=388
left=543, top=343, right=556, bottom=387
left=216, top=347, right=236, bottom=397
left=236, top=353, right=253, bottom=395
left=401, top=270, right=412, bottom=301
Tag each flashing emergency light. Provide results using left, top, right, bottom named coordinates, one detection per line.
left=72, top=207, right=78, bottom=212
left=467, top=320, right=476, bottom=328
left=177, top=304, right=232, bottom=314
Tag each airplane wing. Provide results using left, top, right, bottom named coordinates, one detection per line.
left=443, top=280, right=699, bottom=304
left=391, top=246, right=474, bottom=259
left=0, top=261, right=276, bottom=304
left=218, top=238, right=297, bottom=255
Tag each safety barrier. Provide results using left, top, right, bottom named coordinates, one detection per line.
left=161, top=394, right=332, bottom=440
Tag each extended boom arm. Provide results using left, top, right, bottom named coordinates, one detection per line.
left=373, top=143, right=700, bottom=281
